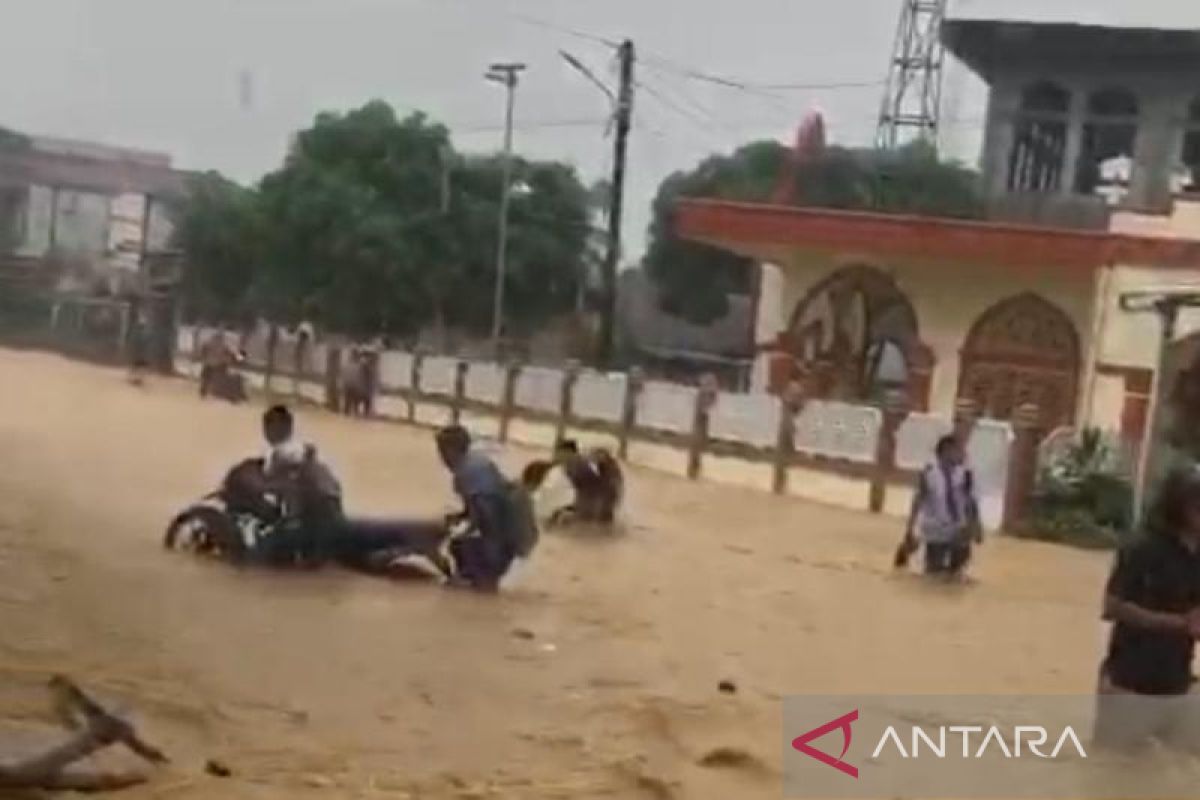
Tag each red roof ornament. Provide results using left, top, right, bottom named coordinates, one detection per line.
left=772, top=112, right=827, bottom=205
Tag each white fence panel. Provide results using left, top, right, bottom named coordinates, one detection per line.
left=378, top=351, right=414, bottom=391
left=573, top=372, right=627, bottom=423
left=638, top=381, right=697, bottom=434
left=465, top=362, right=505, bottom=405
left=176, top=327, right=196, bottom=357
left=794, top=400, right=881, bottom=464
left=515, top=367, right=563, bottom=413
left=245, top=332, right=270, bottom=368
left=895, top=413, right=953, bottom=471
left=966, top=420, right=1013, bottom=531
left=421, top=356, right=459, bottom=396
left=709, top=392, right=780, bottom=448
left=308, top=344, right=328, bottom=378
left=275, top=339, right=299, bottom=373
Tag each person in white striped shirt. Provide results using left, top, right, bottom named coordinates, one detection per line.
left=895, top=435, right=982, bottom=578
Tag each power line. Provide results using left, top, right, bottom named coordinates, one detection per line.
left=446, top=0, right=885, bottom=99
left=501, top=9, right=620, bottom=48
left=640, top=51, right=882, bottom=99
left=635, top=79, right=717, bottom=131
left=453, top=117, right=608, bottom=135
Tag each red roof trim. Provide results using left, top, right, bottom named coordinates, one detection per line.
left=676, top=199, right=1200, bottom=270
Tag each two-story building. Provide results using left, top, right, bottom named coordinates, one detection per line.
left=676, top=2, right=1200, bottom=452
left=0, top=131, right=186, bottom=294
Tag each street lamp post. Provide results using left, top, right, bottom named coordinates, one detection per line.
left=486, top=62, right=526, bottom=356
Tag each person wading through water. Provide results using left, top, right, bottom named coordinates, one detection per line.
left=1094, top=466, right=1200, bottom=753
left=895, top=434, right=982, bottom=578
left=435, top=425, right=537, bottom=592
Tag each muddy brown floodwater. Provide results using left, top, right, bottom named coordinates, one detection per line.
left=0, top=349, right=1113, bottom=799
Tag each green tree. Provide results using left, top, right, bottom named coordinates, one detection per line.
left=643, top=140, right=787, bottom=324
left=230, top=100, right=592, bottom=339
left=643, top=140, right=983, bottom=325
left=173, top=172, right=263, bottom=324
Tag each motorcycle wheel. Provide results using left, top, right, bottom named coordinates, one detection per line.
left=164, top=505, right=248, bottom=562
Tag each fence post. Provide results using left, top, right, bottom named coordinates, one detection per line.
left=688, top=374, right=720, bottom=480
left=365, top=348, right=380, bottom=417
left=264, top=324, right=279, bottom=397
left=292, top=333, right=306, bottom=401
left=408, top=350, right=424, bottom=423
left=325, top=346, right=342, bottom=412
left=772, top=381, right=806, bottom=495
left=618, top=368, right=645, bottom=460
left=953, top=397, right=980, bottom=444
left=1003, top=402, right=1043, bottom=533
left=555, top=361, right=581, bottom=445
left=870, top=392, right=910, bottom=514
left=499, top=361, right=521, bottom=443
left=451, top=360, right=468, bottom=425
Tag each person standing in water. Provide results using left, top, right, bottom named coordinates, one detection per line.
left=895, top=434, right=981, bottom=578
left=1094, top=466, right=1200, bottom=752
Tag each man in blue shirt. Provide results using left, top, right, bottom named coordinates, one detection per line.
left=436, top=425, right=518, bottom=592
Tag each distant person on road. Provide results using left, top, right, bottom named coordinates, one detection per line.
left=127, top=312, right=150, bottom=386
left=895, top=434, right=981, bottom=578
left=436, top=425, right=535, bottom=591
left=1094, top=465, right=1200, bottom=752
left=198, top=328, right=236, bottom=399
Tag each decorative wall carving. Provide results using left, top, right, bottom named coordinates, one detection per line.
left=958, top=293, right=1080, bottom=428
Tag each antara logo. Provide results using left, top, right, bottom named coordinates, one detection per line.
left=791, top=710, right=1088, bottom=779
left=791, top=710, right=860, bottom=778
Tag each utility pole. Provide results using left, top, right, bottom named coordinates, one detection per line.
left=486, top=62, right=526, bottom=356
left=1120, top=290, right=1200, bottom=525
left=599, top=39, right=635, bottom=367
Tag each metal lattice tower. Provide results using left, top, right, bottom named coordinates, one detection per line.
left=876, top=0, right=947, bottom=151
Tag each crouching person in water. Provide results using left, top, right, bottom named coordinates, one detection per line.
left=552, top=439, right=623, bottom=524
left=436, top=425, right=537, bottom=592
left=1094, top=466, right=1200, bottom=753
left=522, top=439, right=623, bottom=526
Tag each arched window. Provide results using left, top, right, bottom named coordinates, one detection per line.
left=1076, top=87, right=1140, bottom=198
left=1088, top=88, right=1139, bottom=117
left=787, top=264, right=920, bottom=403
left=862, top=339, right=909, bottom=403
left=1179, top=97, right=1200, bottom=195
left=1023, top=81, right=1070, bottom=114
left=1007, top=81, right=1071, bottom=192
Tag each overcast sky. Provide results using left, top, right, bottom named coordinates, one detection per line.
left=0, top=0, right=1122, bottom=257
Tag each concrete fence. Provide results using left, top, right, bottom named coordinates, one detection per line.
left=176, top=327, right=1047, bottom=532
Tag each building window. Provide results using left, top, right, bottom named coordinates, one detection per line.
left=1007, top=81, right=1070, bottom=192
left=1178, top=97, right=1200, bottom=195
left=861, top=339, right=909, bottom=403
left=1076, top=87, right=1140, bottom=199
left=787, top=264, right=921, bottom=404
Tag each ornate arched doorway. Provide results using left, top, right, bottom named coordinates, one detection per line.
left=958, top=293, right=1081, bottom=428
left=783, top=264, right=932, bottom=406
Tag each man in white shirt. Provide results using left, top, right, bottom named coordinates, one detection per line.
left=259, top=405, right=343, bottom=566
left=897, top=434, right=982, bottom=578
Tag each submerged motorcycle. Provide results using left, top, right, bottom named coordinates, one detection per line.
left=164, top=457, right=454, bottom=578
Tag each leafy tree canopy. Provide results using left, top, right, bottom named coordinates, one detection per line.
left=643, top=139, right=983, bottom=324
left=175, top=100, right=592, bottom=340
